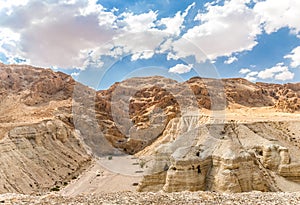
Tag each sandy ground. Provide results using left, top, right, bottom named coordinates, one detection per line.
left=274, top=175, right=300, bottom=192
left=60, top=156, right=144, bottom=196
left=202, top=107, right=300, bottom=123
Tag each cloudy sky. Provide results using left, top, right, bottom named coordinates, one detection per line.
left=0, top=0, right=299, bottom=89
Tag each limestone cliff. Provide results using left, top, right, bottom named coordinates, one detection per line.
left=137, top=120, right=300, bottom=193
left=0, top=120, right=90, bottom=194
left=1, top=63, right=300, bottom=194
left=0, top=64, right=91, bottom=194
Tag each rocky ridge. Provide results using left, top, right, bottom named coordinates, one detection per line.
left=1, top=63, right=300, bottom=196
left=0, top=64, right=91, bottom=194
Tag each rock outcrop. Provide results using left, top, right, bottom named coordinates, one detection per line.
left=0, top=64, right=92, bottom=194
left=137, top=120, right=300, bottom=193
left=1, top=63, right=300, bottom=195
left=0, top=119, right=91, bottom=194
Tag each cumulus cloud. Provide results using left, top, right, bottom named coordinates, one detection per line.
left=158, top=2, right=195, bottom=36
left=0, top=0, right=299, bottom=77
left=244, top=71, right=258, bottom=82
left=254, top=0, right=300, bottom=35
left=224, top=56, right=238, bottom=64
left=110, top=3, right=197, bottom=62
left=248, top=71, right=258, bottom=76
left=258, top=63, right=287, bottom=79
left=0, top=0, right=29, bottom=15
left=257, top=63, right=294, bottom=81
left=0, top=28, right=23, bottom=64
left=113, top=30, right=167, bottom=61
left=117, top=3, right=196, bottom=61
left=239, top=68, right=251, bottom=74
left=170, top=0, right=262, bottom=62
left=169, top=63, right=193, bottom=74
left=71, top=71, right=79, bottom=78
left=245, top=76, right=256, bottom=82
left=119, top=10, right=157, bottom=32
left=0, top=0, right=117, bottom=69
left=274, top=70, right=294, bottom=81
left=284, top=46, right=300, bottom=68
left=240, top=63, right=294, bottom=81
left=0, top=1, right=200, bottom=68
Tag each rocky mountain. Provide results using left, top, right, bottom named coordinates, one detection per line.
left=0, top=63, right=91, bottom=194
left=1, top=63, right=300, bottom=195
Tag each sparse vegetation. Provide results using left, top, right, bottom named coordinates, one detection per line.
left=139, top=160, right=146, bottom=168
left=50, top=186, right=60, bottom=192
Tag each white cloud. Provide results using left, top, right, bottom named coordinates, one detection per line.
left=239, top=68, right=251, bottom=74
left=170, top=0, right=262, bottom=62
left=119, top=10, right=157, bottom=32
left=131, top=50, right=154, bottom=61
left=274, top=70, right=294, bottom=81
left=169, top=63, right=193, bottom=74
left=248, top=71, right=259, bottom=76
left=0, top=1, right=200, bottom=68
left=224, top=56, right=238, bottom=64
left=257, top=63, right=294, bottom=81
left=245, top=75, right=257, bottom=82
left=0, top=0, right=299, bottom=76
left=114, top=3, right=197, bottom=62
left=240, top=63, right=294, bottom=81
left=0, top=28, right=23, bottom=64
left=244, top=70, right=258, bottom=82
left=0, top=0, right=117, bottom=69
left=113, top=30, right=167, bottom=61
left=116, top=3, right=196, bottom=61
left=0, top=0, right=29, bottom=15
left=158, top=2, right=195, bottom=36
left=71, top=71, right=79, bottom=77
left=284, top=46, right=300, bottom=68
left=257, top=63, right=286, bottom=79
left=254, top=0, right=300, bottom=35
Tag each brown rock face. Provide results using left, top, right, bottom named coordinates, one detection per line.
left=0, top=64, right=75, bottom=106
left=0, top=64, right=91, bottom=194
left=90, top=76, right=300, bottom=157
left=2, top=63, right=300, bottom=195
left=0, top=120, right=90, bottom=194
left=137, top=120, right=300, bottom=193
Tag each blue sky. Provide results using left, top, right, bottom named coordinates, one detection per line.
left=0, top=0, right=300, bottom=89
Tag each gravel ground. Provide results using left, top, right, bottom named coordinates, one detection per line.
left=1, top=191, right=300, bottom=205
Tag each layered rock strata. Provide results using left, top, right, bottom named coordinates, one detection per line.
left=138, top=120, right=300, bottom=193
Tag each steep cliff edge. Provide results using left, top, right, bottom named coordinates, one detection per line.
left=0, top=64, right=91, bottom=194
left=1, top=63, right=300, bottom=194
left=137, top=119, right=300, bottom=193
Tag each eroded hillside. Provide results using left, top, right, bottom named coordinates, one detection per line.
left=1, top=63, right=300, bottom=194
left=0, top=64, right=91, bottom=194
